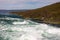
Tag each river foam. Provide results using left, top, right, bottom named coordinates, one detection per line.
left=0, top=14, right=60, bottom=40
left=0, top=23, right=60, bottom=40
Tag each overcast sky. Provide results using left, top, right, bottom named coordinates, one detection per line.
left=0, top=0, right=60, bottom=10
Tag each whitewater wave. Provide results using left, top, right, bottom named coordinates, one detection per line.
left=0, top=14, right=60, bottom=40
left=0, top=23, right=60, bottom=40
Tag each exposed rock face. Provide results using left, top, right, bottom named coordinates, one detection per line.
left=11, top=2, right=60, bottom=25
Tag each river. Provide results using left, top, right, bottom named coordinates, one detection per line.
left=0, top=11, right=60, bottom=40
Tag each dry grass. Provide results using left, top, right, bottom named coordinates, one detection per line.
left=11, top=2, right=60, bottom=24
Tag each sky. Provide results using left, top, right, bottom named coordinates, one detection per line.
left=0, top=0, right=60, bottom=10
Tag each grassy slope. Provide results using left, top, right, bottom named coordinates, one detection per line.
left=11, top=2, right=60, bottom=24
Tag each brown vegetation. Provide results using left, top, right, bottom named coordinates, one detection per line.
left=11, top=2, right=60, bottom=24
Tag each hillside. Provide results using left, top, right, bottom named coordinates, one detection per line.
left=11, top=2, right=60, bottom=25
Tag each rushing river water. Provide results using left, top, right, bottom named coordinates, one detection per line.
left=0, top=11, right=60, bottom=40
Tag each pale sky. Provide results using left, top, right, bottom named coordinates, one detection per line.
left=0, top=0, right=60, bottom=10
